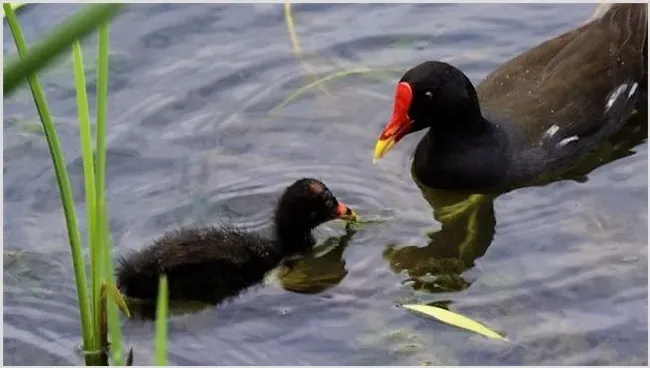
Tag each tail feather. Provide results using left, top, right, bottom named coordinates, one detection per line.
left=587, top=3, right=613, bottom=22
left=603, top=3, right=648, bottom=97
left=587, top=3, right=648, bottom=24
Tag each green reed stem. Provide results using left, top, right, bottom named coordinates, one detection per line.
left=105, top=247, right=125, bottom=365
left=72, top=40, right=102, bottom=358
left=3, top=4, right=97, bottom=364
left=155, top=275, right=169, bottom=365
left=102, top=220, right=125, bottom=365
left=1, top=3, right=26, bottom=19
left=3, top=4, right=124, bottom=94
left=94, top=22, right=127, bottom=365
left=4, top=5, right=105, bottom=365
left=98, top=283, right=109, bottom=366
left=95, top=23, right=109, bottom=197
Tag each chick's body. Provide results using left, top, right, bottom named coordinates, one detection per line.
left=115, top=178, right=357, bottom=306
left=116, top=226, right=283, bottom=303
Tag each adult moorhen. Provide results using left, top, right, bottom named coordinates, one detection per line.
left=116, top=178, right=358, bottom=304
left=373, top=3, right=647, bottom=192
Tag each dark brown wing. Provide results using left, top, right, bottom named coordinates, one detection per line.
left=476, top=3, right=647, bottom=147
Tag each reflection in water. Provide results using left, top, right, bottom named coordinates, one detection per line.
left=384, top=186, right=496, bottom=294
left=125, top=225, right=358, bottom=320
left=383, top=106, right=647, bottom=294
left=278, top=224, right=357, bottom=294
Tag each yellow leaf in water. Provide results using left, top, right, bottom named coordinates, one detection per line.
left=403, top=304, right=507, bottom=341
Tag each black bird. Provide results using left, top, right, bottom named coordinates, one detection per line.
left=116, top=178, right=358, bottom=305
left=373, top=3, right=647, bottom=192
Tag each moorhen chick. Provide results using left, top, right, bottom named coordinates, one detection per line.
left=373, top=3, right=647, bottom=192
left=116, top=178, right=358, bottom=304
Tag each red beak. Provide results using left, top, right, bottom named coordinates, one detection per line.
left=335, top=201, right=358, bottom=221
left=373, top=82, right=414, bottom=160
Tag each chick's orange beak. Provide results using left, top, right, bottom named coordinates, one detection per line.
left=335, top=202, right=358, bottom=222
left=373, top=81, right=414, bottom=161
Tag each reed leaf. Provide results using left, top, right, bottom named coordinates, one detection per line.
left=98, top=283, right=109, bottom=366
left=105, top=260, right=126, bottom=365
left=3, top=3, right=124, bottom=93
left=155, top=275, right=169, bottom=365
left=72, top=41, right=103, bottom=355
left=1, top=2, right=25, bottom=18
left=3, top=4, right=95, bottom=363
left=93, top=22, right=129, bottom=365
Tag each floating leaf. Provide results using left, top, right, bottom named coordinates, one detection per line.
left=402, top=304, right=507, bottom=341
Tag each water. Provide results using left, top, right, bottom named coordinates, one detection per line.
left=3, top=3, right=647, bottom=365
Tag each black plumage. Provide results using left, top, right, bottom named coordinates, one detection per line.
left=373, top=3, right=647, bottom=192
left=115, top=178, right=357, bottom=305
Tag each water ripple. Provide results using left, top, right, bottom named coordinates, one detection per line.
left=3, top=3, right=646, bottom=366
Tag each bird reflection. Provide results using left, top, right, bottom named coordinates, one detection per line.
left=276, top=223, right=357, bottom=294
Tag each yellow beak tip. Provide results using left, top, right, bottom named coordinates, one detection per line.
left=373, top=138, right=395, bottom=162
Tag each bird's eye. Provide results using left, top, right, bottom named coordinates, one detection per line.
left=424, top=91, right=433, bottom=99
left=325, top=199, right=334, bottom=208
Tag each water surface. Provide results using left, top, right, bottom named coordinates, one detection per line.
left=4, top=3, right=647, bottom=365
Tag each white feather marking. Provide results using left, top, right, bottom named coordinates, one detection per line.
left=605, top=84, right=628, bottom=113
left=586, top=3, right=611, bottom=23
left=544, top=124, right=559, bottom=138
left=558, top=136, right=579, bottom=147
left=628, top=83, right=638, bottom=98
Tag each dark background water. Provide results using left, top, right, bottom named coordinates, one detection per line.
left=3, top=3, right=647, bottom=365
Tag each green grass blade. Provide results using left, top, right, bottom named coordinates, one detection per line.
left=3, top=4, right=96, bottom=363
left=71, top=40, right=102, bottom=354
left=94, top=22, right=127, bottom=365
left=98, top=282, right=109, bottom=366
left=155, top=275, right=169, bottom=365
left=102, top=213, right=129, bottom=364
left=104, top=239, right=125, bottom=365
left=95, top=22, right=109, bottom=200
left=101, top=207, right=128, bottom=364
left=402, top=304, right=508, bottom=341
left=1, top=2, right=25, bottom=18
left=3, top=3, right=124, bottom=94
